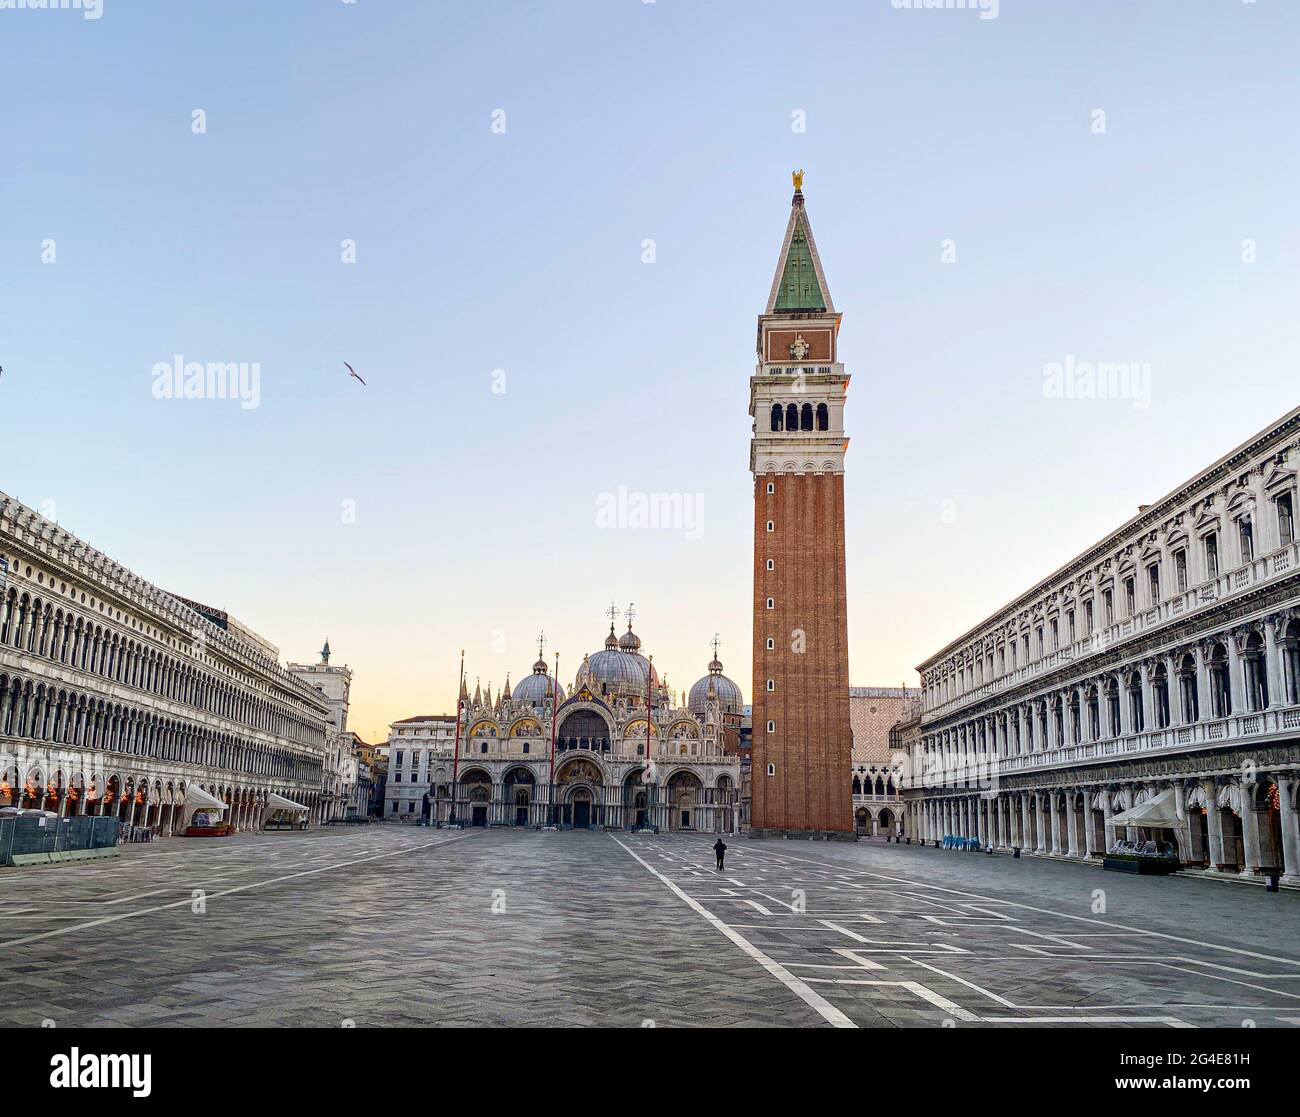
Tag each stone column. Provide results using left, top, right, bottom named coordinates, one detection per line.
left=1020, top=794, right=1030, bottom=849
left=1276, top=777, right=1300, bottom=884
left=1140, top=666, right=1155, bottom=733
left=1066, top=793, right=1080, bottom=856
left=1264, top=619, right=1283, bottom=709
left=1227, top=635, right=1246, bottom=715
left=1083, top=789, right=1097, bottom=856
left=1102, top=791, right=1115, bottom=852
left=1165, top=654, right=1182, bottom=727
left=1035, top=794, right=1047, bottom=852
left=1048, top=793, right=1062, bottom=854
left=1202, top=780, right=1225, bottom=869
left=1195, top=644, right=1211, bottom=721
left=1240, top=787, right=1263, bottom=877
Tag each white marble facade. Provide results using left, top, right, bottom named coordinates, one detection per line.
left=0, top=492, right=333, bottom=832
left=903, top=407, right=1300, bottom=882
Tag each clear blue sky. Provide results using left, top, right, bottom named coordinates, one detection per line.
left=2, top=0, right=1298, bottom=741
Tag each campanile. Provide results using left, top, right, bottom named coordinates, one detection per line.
left=749, top=172, right=853, bottom=838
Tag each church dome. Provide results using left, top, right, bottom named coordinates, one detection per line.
left=688, top=651, right=743, bottom=716
left=578, top=625, right=657, bottom=699
left=618, top=626, right=641, bottom=653
left=513, top=659, right=565, bottom=705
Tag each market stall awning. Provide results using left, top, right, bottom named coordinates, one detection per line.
left=183, top=785, right=227, bottom=814
left=1109, top=789, right=1181, bottom=828
left=266, top=793, right=309, bottom=814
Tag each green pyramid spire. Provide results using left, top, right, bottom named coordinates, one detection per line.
left=773, top=213, right=825, bottom=312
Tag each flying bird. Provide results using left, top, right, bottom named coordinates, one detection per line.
left=344, top=362, right=366, bottom=386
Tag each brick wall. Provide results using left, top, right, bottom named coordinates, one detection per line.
left=751, top=471, right=853, bottom=834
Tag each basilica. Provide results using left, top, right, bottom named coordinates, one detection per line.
left=425, top=621, right=743, bottom=832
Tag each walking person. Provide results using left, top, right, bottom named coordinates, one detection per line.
left=713, top=837, right=728, bottom=872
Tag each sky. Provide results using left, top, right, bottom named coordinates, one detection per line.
left=2, top=0, right=1298, bottom=744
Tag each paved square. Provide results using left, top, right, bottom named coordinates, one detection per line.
left=0, top=827, right=1297, bottom=1027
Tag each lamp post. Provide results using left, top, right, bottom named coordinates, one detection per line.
left=549, top=650, right=559, bottom=828
left=449, top=650, right=464, bottom=827
left=645, top=653, right=658, bottom=832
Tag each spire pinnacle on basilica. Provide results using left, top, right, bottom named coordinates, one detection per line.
left=766, top=171, right=834, bottom=315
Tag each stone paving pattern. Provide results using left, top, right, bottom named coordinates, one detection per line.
left=0, top=826, right=1296, bottom=1027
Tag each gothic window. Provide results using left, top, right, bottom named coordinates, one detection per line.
left=1244, top=631, right=1268, bottom=711
left=1152, top=663, right=1170, bottom=728
left=770, top=404, right=783, bottom=432
left=1128, top=672, right=1144, bottom=733
left=1209, top=642, right=1231, bottom=717
left=1179, top=653, right=1199, bottom=721
left=815, top=403, right=828, bottom=430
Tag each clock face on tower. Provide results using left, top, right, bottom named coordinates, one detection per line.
left=789, top=334, right=810, bottom=360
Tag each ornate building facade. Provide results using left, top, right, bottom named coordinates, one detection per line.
left=422, top=623, right=742, bottom=832
left=902, top=407, right=1300, bottom=883
left=288, top=640, right=360, bottom=821
left=750, top=173, right=854, bottom=838
left=849, top=687, right=917, bottom=836
left=0, top=492, right=334, bottom=831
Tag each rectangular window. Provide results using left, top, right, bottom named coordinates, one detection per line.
left=1174, top=549, right=1187, bottom=592
left=1280, top=493, right=1296, bottom=547
left=1124, top=577, right=1136, bottom=616
left=1205, top=532, right=1219, bottom=578
left=766, top=482, right=775, bottom=495
left=1103, top=588, right=1114, bottom=624
left=395, top=751, right=404, bottom=767
left=1084, top=599, right=1094, bottom=634
left=1239, top=519, right=1254, bottom=562
left=1147, top=564, right=1160, bottom=604
left=1050, top=619, right=1059, bottom=651
left=1066, top=610, right=1075, bottom=643
left=766, top=721, right=775, bottom=734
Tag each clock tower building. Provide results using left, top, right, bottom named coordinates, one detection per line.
left=749, top=173, right=854, bottom=838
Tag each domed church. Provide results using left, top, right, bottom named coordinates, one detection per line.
left=433, top=618, right=742, bottom=832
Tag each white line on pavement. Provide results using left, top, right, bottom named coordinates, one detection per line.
left=0, top=835, right=467, bottom=951
left=610, top=835, right=856, bottom=1029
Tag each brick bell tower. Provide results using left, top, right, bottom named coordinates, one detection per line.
left=749, top=171, right=853, bottom=839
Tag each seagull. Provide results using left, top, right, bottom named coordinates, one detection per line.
left=344, top=362, right=366, bottom=386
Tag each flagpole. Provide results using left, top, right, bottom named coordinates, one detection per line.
left=647, top=652, right=655, bottom=832
left=450, top=649, right=464, bottom=827
left=550, top=651, right=559, bottom=827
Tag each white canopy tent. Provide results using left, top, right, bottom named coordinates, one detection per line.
left=261, top=792, right=310, bottom=830
left=1108, top=789, right=1182, bottom=829
left=180, top=784, right=227, bottom=829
